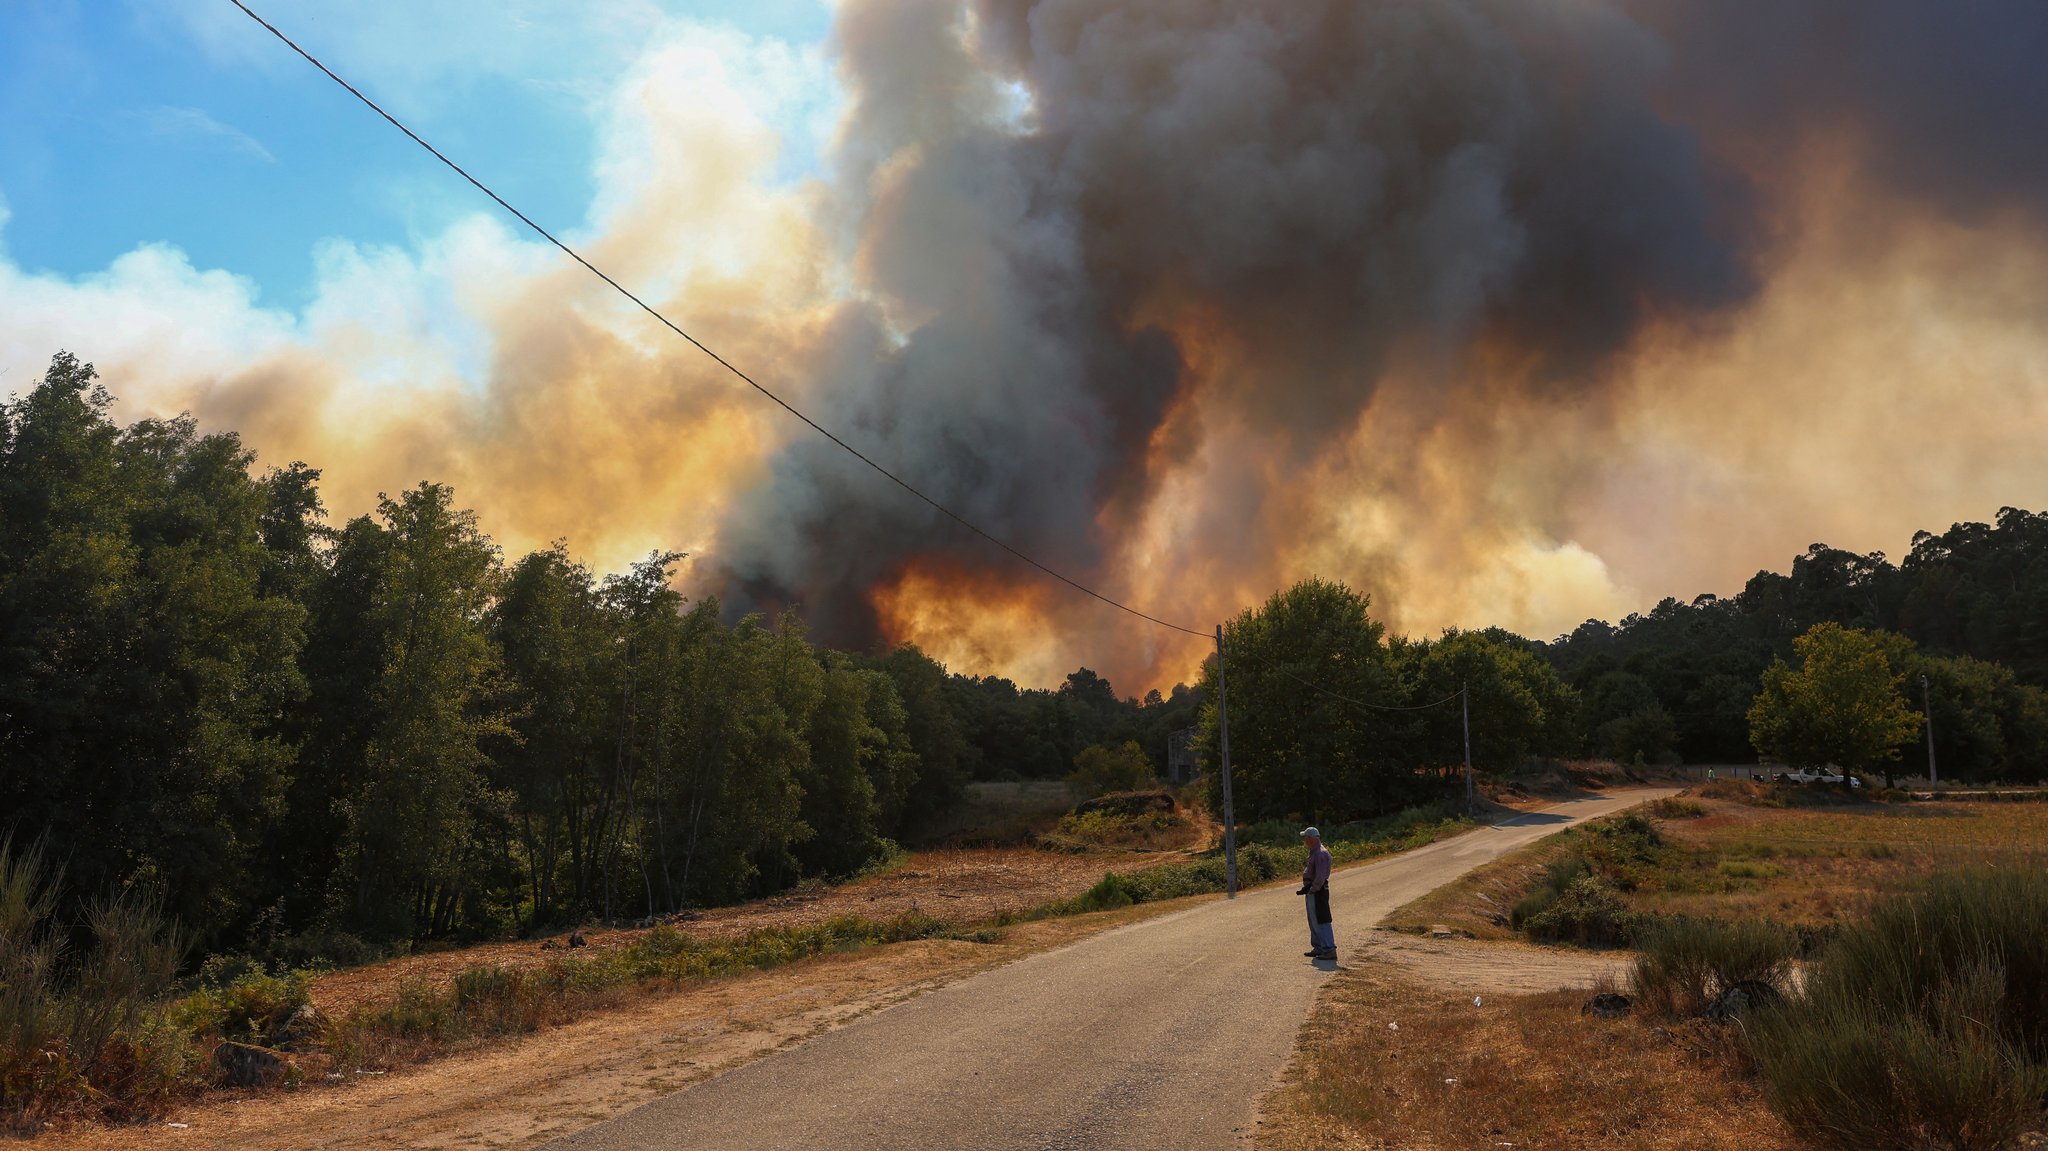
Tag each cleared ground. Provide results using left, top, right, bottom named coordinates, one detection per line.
left=1255, top=962, right=1800, bottom=1151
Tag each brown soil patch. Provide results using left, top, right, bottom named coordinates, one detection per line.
left=1256, top=960, right=1798, bottom=1151
left=312, top=845, right=1187, bottom=1017
left=1356, top=930, right=1631, bottom=996
left=35, top=901, right=1208, bottom=1151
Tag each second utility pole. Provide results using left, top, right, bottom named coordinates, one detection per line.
left=1462, top=682, right=1475, bottom=817
left=1216, top=624, right=1238, bottom=897
left=1921, top=673, right=1938, bottom=787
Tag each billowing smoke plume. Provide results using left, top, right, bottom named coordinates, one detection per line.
left=9, top=0, right=2048, bottom=691
left=720, top=0, right=1755, bottom=640
left=718, top=0, right=2048, bottom=678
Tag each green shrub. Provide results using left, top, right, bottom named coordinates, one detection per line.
left=1509, top=854, right=1588, bottom=930
left=1715, top=859, right=1783, bottom=881
left=1062, top=873, right=1136, bottom=913
left=1044, top=807, right=1184, bottom=852
left=1749, top=866, right=2048, bottom=1150
left=1750, top=972, right=2046, bottom=1151
left=1520, top=875, right=1646, bottom=947
left=1630, top=917, right=1798, bottom=1017
left=1575, top=812, right=1669, bottom=891
left=1649, top=797, right=1706, bottom=819
left=172, top=968, right=311, bottom=1043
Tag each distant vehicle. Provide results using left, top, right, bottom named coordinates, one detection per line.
left=1775, top=768, right=1861, bottom=787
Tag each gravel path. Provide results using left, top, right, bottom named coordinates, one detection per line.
left=547, top=789, right=1674, bottom=1151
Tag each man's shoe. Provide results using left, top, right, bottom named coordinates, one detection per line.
left=1312, top=948, right=1338, bottom=960
left=1303, top=949, right=1320, bottom=957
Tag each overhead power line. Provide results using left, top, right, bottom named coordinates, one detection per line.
left=227, top=0, right=1210, bottom=640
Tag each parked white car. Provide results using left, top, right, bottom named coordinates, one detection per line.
left=1773, top=768, right=1862, bottom=787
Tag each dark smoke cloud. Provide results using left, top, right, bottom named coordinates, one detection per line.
left=713, top=0, right=1760, bottom=647
left=1630, top=0, right=2048, bottom=222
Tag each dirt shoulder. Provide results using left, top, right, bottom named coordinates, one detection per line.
left=1355, top=929, right=1630, bottom=996
left=38, top=899, right=1215, bottom=1151
left=1254, top=959, right=1798, bottom=1151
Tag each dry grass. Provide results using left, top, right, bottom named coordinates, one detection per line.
left=1257, top=961, right=1798, bottom=1151
left=1384, top=835, right=1579, bottom=941
left=1644, top=799, right=2048, bottom=930
left=1387, top=795, right=2048, bottom=943
left=311, top=845, right=1178, bottom=1016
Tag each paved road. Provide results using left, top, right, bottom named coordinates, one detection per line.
left=547, top=790, right=1672, bottom=1151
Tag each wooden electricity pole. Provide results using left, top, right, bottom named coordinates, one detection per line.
left=1462, top=682, right=1475, bottom=817
left=1216, top=624, right=1239, bottom=897
left=1921, top=673, right=1938, bottom=787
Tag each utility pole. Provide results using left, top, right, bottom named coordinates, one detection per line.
left=1461, top=682, right=1475, bottom=817
left=1216, top=624, right=1239, bottom=897
left=1921, top=673, right=1938, bottom=787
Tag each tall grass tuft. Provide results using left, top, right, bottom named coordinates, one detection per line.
left=1630, top=917, right=1798, bottom=1017
left=0, top=837, right=63, bottom=1081
left=0, top=837, right=190, bottom=1132
left=1749, top=865, right=2048, bottom=1151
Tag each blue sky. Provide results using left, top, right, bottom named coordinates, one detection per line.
left=0, top=0, right=833, bottom=309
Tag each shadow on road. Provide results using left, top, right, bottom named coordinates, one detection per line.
left=1488, top=811, right=1571, bottom=828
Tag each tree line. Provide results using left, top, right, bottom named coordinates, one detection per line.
left=1550, top=526, right=2048, bottom=777
left=1188, top=529, right=2048, bottom=827
left=0, top=353, right=1197, bottom=957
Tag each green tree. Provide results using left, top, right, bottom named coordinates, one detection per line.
left=1195, top=577, right=1414, bottom=824
left=795, top=657, right=890, bottom=878
left=1748, top=623, right=1920, bottom=787
left=1068, top=740, right=1156, bottom=796
left=329, top=483, right=505, bottom=940
left=1893, top=648, right=2048, bottom=785
left=0, top=353, right=305, bottom=945
left=1400, top=628, right=1582, bottom=773
left=660, top=603, right=808, bottom=905
left=865, top=645, right=969, bottom=838
left=488, top=545, right=614, bottom=929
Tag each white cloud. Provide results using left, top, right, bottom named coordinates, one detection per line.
left=133, top=105, right=276, bottom=163
left=2, top=16, right=840, bottom=577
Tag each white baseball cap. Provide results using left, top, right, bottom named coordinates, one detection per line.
left=1299, top=826, right=1321, bottom=838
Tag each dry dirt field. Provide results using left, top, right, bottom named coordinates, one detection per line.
left=1255, top=960, right=1800, bottom=1151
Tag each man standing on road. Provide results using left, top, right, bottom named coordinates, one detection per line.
left=1297, top=827, right=1336, bottom=960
